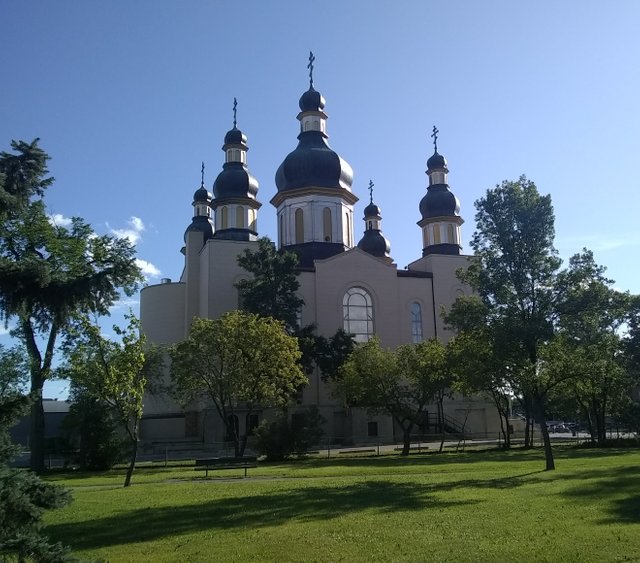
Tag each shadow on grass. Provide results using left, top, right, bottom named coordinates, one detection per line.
left=559, top=464, right=640, bottom=524
left=48, top=480, right=481, bottom=550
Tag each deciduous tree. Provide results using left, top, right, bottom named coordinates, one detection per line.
left=170, top=311, right=306, bottom=457
left=340, top=338, right=453, bottom=456
left=63, top=314, right=158, bottom=487
left=459, top=176, right=562, bottom=470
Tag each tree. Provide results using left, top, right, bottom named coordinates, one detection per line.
left=551, top=250, right=632, bottom=444
left=0, top=349, right=71, bottom=561
left=63, top=314, right=159, bottom=487
left=340, top=338, right=453, bottom=456
left=60, top=385, right=126, bottom=470
left=170, top=311, right=306, bottom=457
left=459, top=176, right=562, bottom=470
left=253, top=406, right=325, bottom=461
left=0, top=139, right=142, bottom=472
left=235, top=237, right=304, bottom=333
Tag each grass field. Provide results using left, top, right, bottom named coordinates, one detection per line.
left=43, top=447, right=640, bottom=562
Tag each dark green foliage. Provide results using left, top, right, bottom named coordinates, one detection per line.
left=0, top=139, right=53, bottom=219
left=295, top=324, right=356, bottom=380
left=61, top=391, right=126, bottom=470
left=254, top=407, right=325, bottom=461
left=0, top=139, right=142, bottom=472
left=0, top=392, right=72, bottom=562
left=235, top=237, right=304, bottom=334
left=456, top=177, right=562, bottom=469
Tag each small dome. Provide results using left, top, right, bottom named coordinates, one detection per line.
left=193, top=185, right=212, bottom=203
left=224, top=127, right=247, bottom=146
left=357, top=230, right=391, bottom=258
left=364, top=202, right=381, bottom=218
left=419, top=185, right=460, bottom=220
left=184, top=216, right=214, bottom=243
left=213, top=165, right=259, bottom=200
left=427, top=151, right=448, bottom=171
left=299, top=87, right=326, bottom=112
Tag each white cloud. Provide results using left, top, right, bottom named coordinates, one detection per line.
left=109, top=298, right=141, bottom=312
left=556, top=233, right=640, bottom=254
left=109, top=216, right=146, bottom=245
left=136, top=258, right=161, bottom=278
left=48, top=213, right=73, bottom=227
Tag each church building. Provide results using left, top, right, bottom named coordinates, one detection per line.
left=139, top=60, right=499, bottom=446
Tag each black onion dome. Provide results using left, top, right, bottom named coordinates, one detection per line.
left=184, top=216, right=214, bottom=243
left=213, top=165, right=258, bottom=200
left=224, top=127, right=247, bottom=146
left=419, top=186, right=461, bottom=219
left=193, top=185, right=212, bottom=203
left=357, top=230, right=391, bottom=258
left=299, top=87, right=326, bottom=112
left=427, top=151, right=448, bottom=171
left=275, top=134, right=353, bottom=192
left=364, top=202, right=381, bottom=217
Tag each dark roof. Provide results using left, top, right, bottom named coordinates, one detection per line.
left=213, top=163, right=259, bottom=201
left=193, top=185, right=212, bottom=203
left=184, top=216, right=214, bottom=243
left=427, top=150, right=448, bottom=171
left=299, top=87, right=326, bottom=112
left=224, top=127, right=247, bottom=146
left=275, top=132, right=353, bottom=192
left=419, top=185, right=460, bottom=219
left=363, top=202, right=381, bottom=217
left=357, top=230, right=391, bottom=258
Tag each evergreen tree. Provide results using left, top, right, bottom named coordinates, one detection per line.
left=0, top=349, right=72, bottom=562
left=0, top=139, right=142, bottom=472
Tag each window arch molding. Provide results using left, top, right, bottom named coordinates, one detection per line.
left=342, top=286, right=375, bottom=343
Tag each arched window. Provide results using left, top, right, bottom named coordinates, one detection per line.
left=411, top=302, right=423, bottom=343
left=295, top=208, right=304, bottom=244
left=423, top=228, right=430, bottom=247
left=279, top=214, right=284, bottom=246
left=220, top=206, right=228, bottom=229
left=236, top=206, right=245, bottom=228
left=323, top=207, right=332, bottom=242
left=343, top=287, right=374, bottom=342
left=447, top=224, right=455, bottom=243
left=248, top=209, right=256, bottom=231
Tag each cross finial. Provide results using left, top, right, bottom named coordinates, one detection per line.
left=307, top=51, right=315, bottom=87
left=431, top=125, right=439, bottom=152
left=368, top=179, right=374, bottom=204
left=201, top=161, right=205, bottom=187
left=233, top=97, right=237, bottom=128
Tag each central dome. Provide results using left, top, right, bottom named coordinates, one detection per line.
left=275, top=133, right=353, bottom=192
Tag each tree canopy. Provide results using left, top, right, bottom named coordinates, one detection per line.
left=235, top=237, right=303, bottom=333
left=170, top=311, right=306, bottom=457
left=0, top=139, right=142, bottom=471
left=64, top=314, right=159, bottom=487
left=456, top=176, right=562, bottom=469
left=340, top=338, right=453, bottom=455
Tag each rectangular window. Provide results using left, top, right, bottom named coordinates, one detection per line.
left=247, top=414, right=259, bottom=436
left=368, top=421, right=378, bottom=437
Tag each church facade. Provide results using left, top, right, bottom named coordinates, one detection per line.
left=139, top=69, right=500, bottom=446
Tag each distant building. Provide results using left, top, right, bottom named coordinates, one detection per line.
left=140, top=68, right=499, bottom=445
left=10, top=399, right=71, bottom=447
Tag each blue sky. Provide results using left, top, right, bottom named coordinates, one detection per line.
left=2, top=1, right=640, bottom=398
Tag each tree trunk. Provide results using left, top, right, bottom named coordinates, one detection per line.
left=401, top=427, right=411, bottom=456
left=124, top=435, right=138, bottom=488
left=30, top=373, right=46, bottom=473
left=534, top=394, right=555, bottom=471
left=438, top=395, right=446, bottom=453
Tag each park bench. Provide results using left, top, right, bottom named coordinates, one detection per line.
left=194, top=456, right=257, bottom=478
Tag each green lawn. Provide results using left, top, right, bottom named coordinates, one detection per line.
left=43, top=447, right=640, bottom=562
